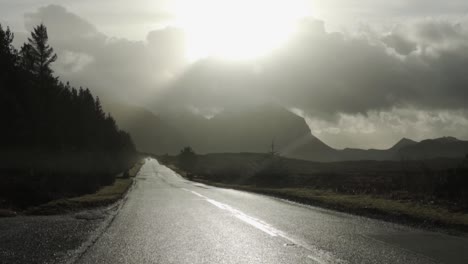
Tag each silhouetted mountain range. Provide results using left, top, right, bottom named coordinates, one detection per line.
left=338, top=138, right=418, bottom=161
left=105, top=103, right=468, bottom=161
left=399, top=137, right=468, bottom=160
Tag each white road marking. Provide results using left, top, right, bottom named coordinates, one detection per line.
left=182, top=188, right=348, bottom=264
left=183, top=188, right=279, bottom=236
left=308, top=255, right=325, bottom=263
left=205, top=198, right=279, bottom=237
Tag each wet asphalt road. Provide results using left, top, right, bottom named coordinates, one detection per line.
left=76, top=158, right=468, bottom=264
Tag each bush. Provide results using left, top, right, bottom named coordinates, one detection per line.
left=178, top=147, right=198, bottom=172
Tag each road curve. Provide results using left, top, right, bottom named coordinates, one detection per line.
left=76, top=158, right=468, bottom=264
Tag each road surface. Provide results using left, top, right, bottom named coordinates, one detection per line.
left=76, top=158, right=468, bottom=264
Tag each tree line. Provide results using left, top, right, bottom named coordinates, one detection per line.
left=0, top=24, right=136, bottom=207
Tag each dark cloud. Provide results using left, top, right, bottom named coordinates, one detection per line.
left=382, top=32, right=417, bottom=55
left=416, top=21, right=463, bottom=42
left=264, top=21, right=409, bottom=115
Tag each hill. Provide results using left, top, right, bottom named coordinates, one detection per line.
left=337, top=137, right=418, bottom=161
left=398, top=137, right=468, bottom=160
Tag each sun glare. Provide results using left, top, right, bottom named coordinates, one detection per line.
left=174, top=0, right=311, bottom=62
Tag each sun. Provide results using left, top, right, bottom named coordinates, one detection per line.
left=173, top=0, right=311, bottom=61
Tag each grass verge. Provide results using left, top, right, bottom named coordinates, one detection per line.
left=125, top=158, right=146, bottom=178
left=26, top=159, right=145, bottom=215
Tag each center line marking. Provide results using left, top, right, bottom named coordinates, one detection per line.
left=182, top=188, right=348, bottom=264
left=183, top=188, right=279, bottom=236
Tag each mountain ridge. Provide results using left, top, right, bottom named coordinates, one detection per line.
left=105, top=102, right=468, bottom=161
left=390, top=138, right=418, bottom=151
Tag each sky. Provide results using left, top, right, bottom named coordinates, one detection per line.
left=1, top=0, right=468, bottom=149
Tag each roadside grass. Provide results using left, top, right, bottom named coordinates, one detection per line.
left=167, top=164, right=186, bottom=177
left=26, top=158, right=145, bottom=215
left=262, top=188, right=468, bottom=227
left=193, top=179, right=468, bottom=233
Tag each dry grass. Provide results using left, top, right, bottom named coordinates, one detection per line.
left=124, top=158, right=145, bottom=178
left=68, top=178, right=133, bottom=204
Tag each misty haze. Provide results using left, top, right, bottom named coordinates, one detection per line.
left=1, top=1, right=468, bottom=264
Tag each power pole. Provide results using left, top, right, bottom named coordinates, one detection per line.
left=269, top=139, right=278, bottom=157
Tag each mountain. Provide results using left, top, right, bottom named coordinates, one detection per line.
left=105, top=103, right=337, bottom=161
left=103, top=102, right=188, bottom=154
left=159, top=104, right=338, bottom=161
left=389, top=138, right=418, bottom=151
left=105, top=102, right=468, bottom=162
left=208, top=104, right=337, bottom=161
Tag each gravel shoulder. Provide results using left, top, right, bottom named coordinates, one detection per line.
left=0, top=209, right=106, bottom=264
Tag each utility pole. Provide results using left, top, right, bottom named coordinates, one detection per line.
left=269, top=139, right=278, bottom=157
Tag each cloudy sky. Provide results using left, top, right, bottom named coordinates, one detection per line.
left=2, top=0, right=468, bottom=149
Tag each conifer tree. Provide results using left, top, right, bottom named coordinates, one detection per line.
left=26, top=24, right=57, bottom=82
left=0, top=24, right=16, bottom=68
